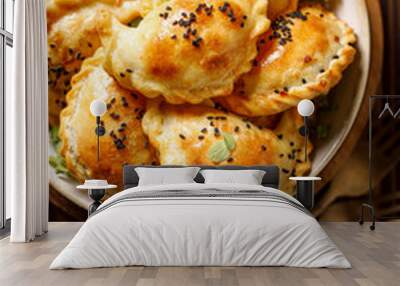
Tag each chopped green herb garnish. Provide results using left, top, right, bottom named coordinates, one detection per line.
left=317, top=124, right=330, bottom=139
left=223, top=132, right=236, bottom=151
left=208, top=141, right=230, bottom=163
left=49, top=155, right=71, bottom=177
left=127, top=17, right=143, bottom=28
left=50, top=126, right=61, bottom=153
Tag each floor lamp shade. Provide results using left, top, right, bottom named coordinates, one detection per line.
left=297, top=99, right=315, bottom=117
left=90, top=100, right=107, bottom=117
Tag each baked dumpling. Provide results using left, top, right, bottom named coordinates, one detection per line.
left=216, top=4, right=357, bottom=117
left=142, top=101, right=311, bottom=194
left=97, top=0, right=270, bottom=104
left=59, top=48, right=156, bottom=186
left=47, top=0, right=143, bottom=125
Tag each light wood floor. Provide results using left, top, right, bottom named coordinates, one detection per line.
left=0, top=222, right=398, bottom=286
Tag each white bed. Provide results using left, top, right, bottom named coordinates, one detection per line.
left=50, top=182, right=350, bottom=269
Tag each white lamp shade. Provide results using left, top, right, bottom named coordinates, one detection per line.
left=90, top=100, right=107, bottom=117
left=297, top=99, right=315, bottom=117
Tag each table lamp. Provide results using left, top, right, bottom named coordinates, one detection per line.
left=297, top=99, right=315, bottom=163
left=90, top=99, right=107, bottom=161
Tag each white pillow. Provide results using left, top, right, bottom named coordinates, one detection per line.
left=135, top=167, right=200, bottom=186
left=200, top=169, right=266, bottom=185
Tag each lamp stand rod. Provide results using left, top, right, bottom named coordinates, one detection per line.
left=96, top=116, right=100, bottom=162
left=304, top=116, right=308, bottom=163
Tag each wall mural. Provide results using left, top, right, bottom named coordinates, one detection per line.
left=47, top=0, right=367, bottom=220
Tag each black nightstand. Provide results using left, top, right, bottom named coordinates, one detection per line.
left=77, top=181, right=117, bottom=216
left=290, top=177, right=321, bottom=210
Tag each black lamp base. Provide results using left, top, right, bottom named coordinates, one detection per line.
left=359, top=203, right=376, bottom=231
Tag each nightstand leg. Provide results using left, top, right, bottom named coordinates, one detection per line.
left=296, top=181, right=315, bottom=211
left=88, top=189, right=105, bottom=216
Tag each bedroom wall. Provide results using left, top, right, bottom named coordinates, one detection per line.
left=47, top=0, right=400, bottom=222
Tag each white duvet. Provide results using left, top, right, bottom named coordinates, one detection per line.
left=50, top=183, right=350, bottom=269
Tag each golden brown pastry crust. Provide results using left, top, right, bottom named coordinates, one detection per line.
left=268, top=0, right=298, bottom=19
left=59, top=48, right=156, bottom=186
left=142, top=101, right=311, bottom=194
left=47, top=0, right=142, bottom=126
left=97, top=0, right=270, bottom=104
left=46, top=0, right=144, bottom=27
left=216, top=4, right=357, bottom=117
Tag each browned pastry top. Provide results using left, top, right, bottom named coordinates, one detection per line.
left=97, top=0, right=270, bottom=104
left=216, top=4, right=357, bottom=117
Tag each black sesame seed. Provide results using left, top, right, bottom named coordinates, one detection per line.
left=333, top=55, right=339, bottom=59
left=246, top=123, right=251, bottom=129
left=302, top=78, right=307, bottom=84
left=201, top=128, right=207, bottom=134
left=126, top=68, right=133, bottom=73
left=166, top=6, right=172, bottom=11
left=261, top=145, right=267, bottom=151
left=179, top=134, right=186, bottom=140
left=282, top=168, right=290, bottom=174
left=320, top=69, right=325, bottom=73
left=290, top=142, right=294, bottom=147
left=234, top=126, right=240, bottom=133
left=277, top=134, right=283, bottom=140
left=227, top=157, right=234, bottom=163
left=296, top=159, right=303, bottom=163
left=120, top=72, right=125, bottom=78
left=198, top=135, right=205, bottom=140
